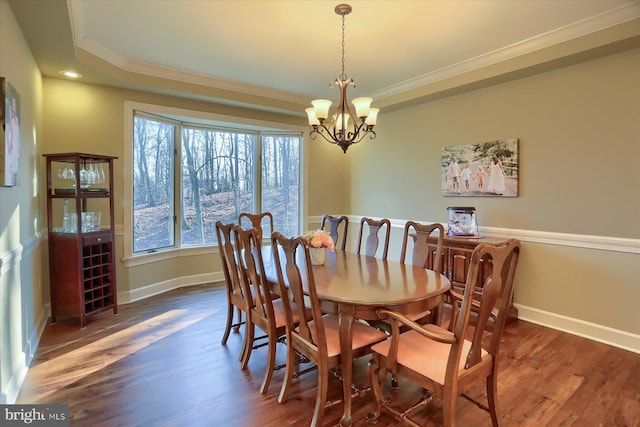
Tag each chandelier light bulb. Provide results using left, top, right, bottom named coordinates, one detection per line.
left=334, top=113, right=351, bottom=128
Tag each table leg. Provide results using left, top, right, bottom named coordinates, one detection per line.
left=338, top=304, right=355, bottom=427
left=431, top=299, right=443, bottom=325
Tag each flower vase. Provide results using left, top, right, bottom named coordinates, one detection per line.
left=309, top=247, right=327, bottom=266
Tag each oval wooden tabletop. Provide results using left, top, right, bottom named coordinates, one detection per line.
left=261, top=247, right=450, bottom=307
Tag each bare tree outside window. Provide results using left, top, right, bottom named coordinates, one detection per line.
left=133, top=116, right=175, bottom=252
left=262, top=136, right=300, bottom=238
left=181, top=128, right=255, bottom=246
left=132, top=113, right=301, bottom=253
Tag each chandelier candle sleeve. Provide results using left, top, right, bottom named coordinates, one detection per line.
left=311, top=99, right=332, bottom=120
left=306, top=3, right=378, bottom=153
left=352, top=97, right=372, bottom=118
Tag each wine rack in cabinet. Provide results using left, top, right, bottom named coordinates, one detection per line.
left=44, top=152, right=118, bottom=328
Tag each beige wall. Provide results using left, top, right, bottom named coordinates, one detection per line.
left=0, top=0, right=44, bottom=404
left=345, top=48, right=640, bottom=341
left=349, top=49, right=640, bottom=238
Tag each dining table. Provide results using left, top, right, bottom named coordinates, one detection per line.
left=260, top=247, right=451, bottom=427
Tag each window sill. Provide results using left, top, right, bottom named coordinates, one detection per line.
left=123, top=245, right=217, bottom=268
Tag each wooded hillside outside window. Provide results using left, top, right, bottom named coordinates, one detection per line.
left=133, top=112, right=301, bottom=253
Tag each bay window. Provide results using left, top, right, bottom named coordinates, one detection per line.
left=130, top=107, right=302, bottom=254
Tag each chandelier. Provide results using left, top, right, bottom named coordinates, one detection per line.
left=305, top=4, right=379, bottom=153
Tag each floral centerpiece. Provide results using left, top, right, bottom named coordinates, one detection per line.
left=304, top=229, right=335, bottom=251
left=303, top=229, right=335, bottom=265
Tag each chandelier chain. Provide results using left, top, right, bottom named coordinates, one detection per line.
left=340, top=14, right=346, bottom=81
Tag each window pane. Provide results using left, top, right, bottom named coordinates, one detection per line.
left=181, top=128, right=255, bottom=246
left=262, top=136, right=300, bottom=238
left=130, top=106, right=302, bottom=253
left=133, top=116, right=175, bottom=252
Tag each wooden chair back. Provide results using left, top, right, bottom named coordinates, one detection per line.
left=215, top=221, right=251, bottom=345
left=368, top=238, right=521, bottom=426
left=356, top=217, right=391, bottom=260
left=234, top=225, right=275, bottom=334
left=449, top=239, right=521, bottom=364
left=399, top=221, right=444, bottom=273
left=271, top=232, right=327, bottom=362
left=320, top=214, right=349, bottom=250
left=234, top=225, right=291, bottom=394
left=238, top=211, right=274, bottom=244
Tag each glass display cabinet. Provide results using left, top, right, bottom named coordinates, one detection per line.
left=43, top=152, right=118, bottom=328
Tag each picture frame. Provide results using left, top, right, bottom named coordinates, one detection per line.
left=441, top=138, right=518, bottom=197
left=0, top=77, right=21, bottom=186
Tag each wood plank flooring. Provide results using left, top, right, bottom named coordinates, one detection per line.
left=17, top=283, right=640, bottom=426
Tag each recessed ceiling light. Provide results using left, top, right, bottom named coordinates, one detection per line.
left=59, top=70, right=82, bottom=79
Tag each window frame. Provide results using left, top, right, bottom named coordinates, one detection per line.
left=123, top=101, right=307, bottom=265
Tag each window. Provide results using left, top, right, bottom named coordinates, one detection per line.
left=133, top=115, right=176, bottom=252
left=131, top=109, right=302, bottom=254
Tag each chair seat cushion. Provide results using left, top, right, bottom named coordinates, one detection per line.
left=371, top=328, right=488, bottom=385
left=303, top=314, right=387, bottom=358
left=273, top=299, right=310, bottom=329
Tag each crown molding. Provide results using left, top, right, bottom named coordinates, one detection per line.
left=67, top=0, right=309, bottom=107
left=369, top=3, right=640, bottom=100
left=67, top=1, right=640, bottom=110
left=73, top=36, right=310, bottom=106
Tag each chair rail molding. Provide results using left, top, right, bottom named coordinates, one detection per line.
left=307, top=214, right=640, bottom=354
left=308, top=215, right=640, bottom=254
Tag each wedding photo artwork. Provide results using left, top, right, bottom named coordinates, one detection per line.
left=0, top=77, right=21, bottom=187
left=441, top=138, right=519, bottom=197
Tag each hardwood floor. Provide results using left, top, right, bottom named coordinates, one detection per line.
left=17, top=283, right=640, bottom=426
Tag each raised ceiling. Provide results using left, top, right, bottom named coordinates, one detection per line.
left=8, top=0, right=640, bottom=115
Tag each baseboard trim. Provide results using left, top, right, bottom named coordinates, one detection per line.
left=514, top=304, right=639, bottom=354
left=3, top=303, right=49, bottom=404
left=118, top=272, right=223, bottom=304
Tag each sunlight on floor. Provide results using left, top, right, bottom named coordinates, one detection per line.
left=25, top=308, right=213, bottom=401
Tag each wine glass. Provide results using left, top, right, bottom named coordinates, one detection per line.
left=97, top=163, right=105, bottom=184
left=57, top=167, right=75, bottom=181
left=88, top=163, right=97, bottom=185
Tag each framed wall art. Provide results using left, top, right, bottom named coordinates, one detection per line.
left=441, top=138, right=518, bottom=197
left=1, top=77, right=21, bottom=186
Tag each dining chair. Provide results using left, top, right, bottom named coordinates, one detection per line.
left=370, top=221, right=446, bottom=391
left=233, top=225, right=295, bottom=394
left=238, top=211, right=274, bottom=244
left=367, top=239, right=521, bottom=427
left=271, top=232, right=387, bottom=427
left=320, top=214, right=349, bottom=251
left=375, top=219, right=445, bottom=346
left=356, top=217, right=391, bottom=260
left=399, top=221, right=446, bottom=322
left=400, top=221, right=445, bottom=273
left=215, top=221, right=252, bottom=361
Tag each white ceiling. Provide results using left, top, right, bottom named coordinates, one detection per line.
left=9, top=0, right=640, bottom=113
